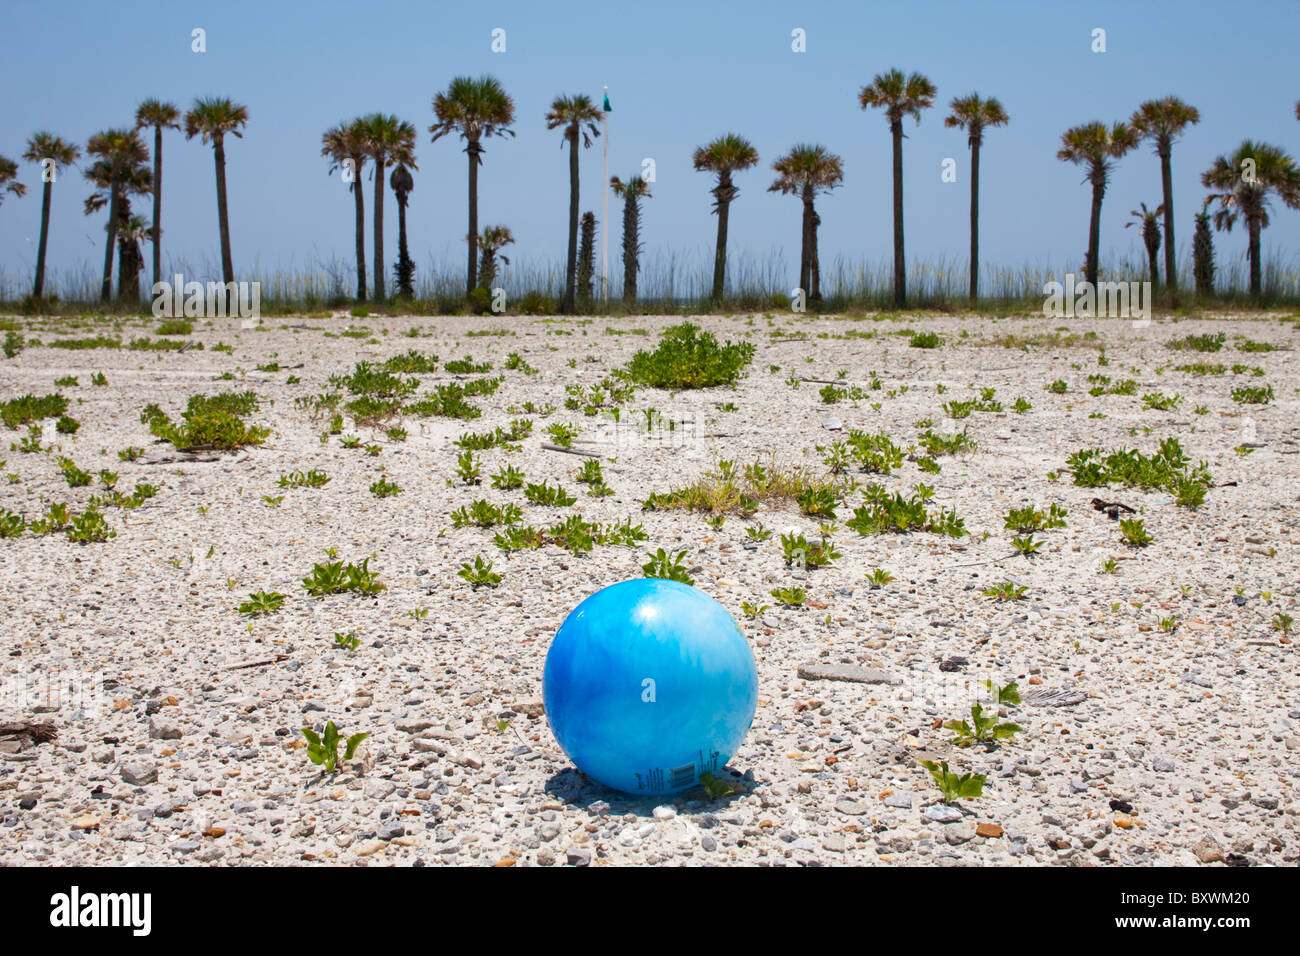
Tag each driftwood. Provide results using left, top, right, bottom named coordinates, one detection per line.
left=223, top=654, right=290, bottom=672
left=1091, top=498, right=1136, bottom=520
left=0, top=721, right=58, bottom=752
left=541, top=442, right=602, bottom=458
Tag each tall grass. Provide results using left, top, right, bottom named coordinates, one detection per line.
left=4, top=247, right=1298, bottom=315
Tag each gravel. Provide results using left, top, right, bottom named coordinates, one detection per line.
left=0, top=311, right=1296, bottom=866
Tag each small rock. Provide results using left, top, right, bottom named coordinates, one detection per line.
left=121, top=762, right=157, bottom=786
left=883, top=793, right=913, bottom=809
left=835, top=798, right=868, bottom=816
left=1192, top=836, right=1223, bottom=864
left=364, top=779, right=396, bottom=800
left=925, top=804, right=963, bottom=824
left=1153, top=758, right=1176, bottom=773
left=653, top=806, right=676, bottom=821
left=566, top=847, right=592, bottom=867
left=976, top=822, right=1004, bottom=838
left=797, top=663, right=898, bottom=685
left=148, top=717, right=182, bottom=740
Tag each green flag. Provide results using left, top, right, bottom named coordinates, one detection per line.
left=603, top=92, right=611, bottom=112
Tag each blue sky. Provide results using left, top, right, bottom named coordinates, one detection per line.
left=2, top=0, right=1298, bottom=294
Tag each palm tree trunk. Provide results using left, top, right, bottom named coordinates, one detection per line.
left=564, top=131, right=580, bottom=314
left=711, top=174, right=732, bottom=301
left=1086, top=180, right=1105, bottom=290
left=1248, top=216, right=1262, bottom=296
left=799, top=188, right=813, bottom=298
left=213, top=137, right=234, bottom=284
left=809, top=206, right=821, bottom=301
left=151, top=124, right=163, bottom=293
left=1159, top=145, right=1175, bottom=294
left=968, top=140, right=980, bottom=300
left=1146, top=240, right=1160, bottom=291
left=352, top=174, right=367, bottom=301
left=622, top=195, right=638, bottom=303
left=100, top=187, right=119, bottom=301
left=373, top=158, right=386, bottom=302
left=33, top=179, right=53, bottom=298
left=467, top=141, right=480, bottom=294
left=396, top=197, right=410, bottom=297
left=890, top=118, right=906, bottom=306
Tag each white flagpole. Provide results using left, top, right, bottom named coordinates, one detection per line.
left=602, top=85, right=609, bottom=304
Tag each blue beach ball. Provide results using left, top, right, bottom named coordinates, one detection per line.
left=543, top=578, right=759, bottom=795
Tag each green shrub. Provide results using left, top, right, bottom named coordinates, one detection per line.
left=626, top=322, right=755, bottom=389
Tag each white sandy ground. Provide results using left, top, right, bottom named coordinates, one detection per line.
left=0, top=310, right=1296, bottom=866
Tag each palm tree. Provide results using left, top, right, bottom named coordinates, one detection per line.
left=610, top=175, right=652, bottom=303
left=1125, top=202, right=1164, bottom=289
left=116, top=214, right=150, bottom=303
left=362, top=114, right=417, bottom=303
left=1192, top=199, right=1215, bottom=296
left=1130, top=97, right=1200, bottom=293
left=576, top=211, right=597, bottom=303
left=768, top=144, right=845, bottom=302
left=321, top=118, right=370, bottom=301
left=134, top=100, right=180, bottom=293
left=0, top=156, right=25, bottom=206
left=430, top=76, right=516, bottom=295
left=84, top=129, right=150, bottom=300
left=22, top=133, right=79, bottom=299
left=84, top=150, right=152, bottom=301
left=390, top=163, right=415, bottom=297
left=184, top=97, right=248, bottom=285
left=1202, top=140, right=1300, bottom=296
left=692, top=134, right=759, bottom=301
left=477, top=225, right=515, bottom=290
left=944, top=94, right=1008, bottom=300
left=859, top=69, right=937, bottom=306
left=1056, top=121, right=1139, bottom=289
left=545, top=94, right=602, bottom=314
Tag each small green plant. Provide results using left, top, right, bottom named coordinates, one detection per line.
left=1142, top=392, right=1182, bottom=411
left=118, top=446, right=144, bottom=461
left=1231, top=384, right=1273, bottom=405
left=769, top=586, right=806, bottom=607
left=458, top=555, right=502, bottom=588
left=867, top=567, right=894, bottom=588
left=642, top=548, right=693, bottom=584
left=1119, top=517, right=1153, bottom=547
left=746, top=523, right=773, bottom=542
left=1158, top=615, right=1179, bottom=633
left=261, top=494, right=284, bottom=507
left=278, top=469, right=331, bottom=488
left=238, top=590, right=285, bottom=616
left=1100, top=557, right=1118, bottom=575
left=983, top=581, right=1027, bottom=601
left=983, top=680, right=1021, bottom=707
left=740, top=601, right=769, bottom=620
left=525, top=481, right=577, bottom=507
left=333, top=631, right=362, bottom=650
left=491, top=464, right=525, bottom=490
left=57, top=457, right=92, bottom=487
left=0, top=508, right=25, bottom=538
left=55, top=415, right=80, bottom=435
left=909, top=330, right=942, bottom=349
left=1044, top=379, right=1068, bottom=394
left=300, top=721, right=369, bottom=774
left=1167, top=331, right=1225, bottom=353
left=546, top=422, right=580, bottom=447
left=370, top=476, right=402, bottom=498
left=943, top=701, right=1022, bottom=748
left=780, top=531, right=841, bottom=569
left=698, top=772, right=739, bottom=799
left=1272, top=612, right=1294, bottom=634
left=918, top=759, right=985, bottom=803
left=1011, top=535, right=1042, bottom=557
left=456, top=450, right=481, bottom=485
